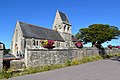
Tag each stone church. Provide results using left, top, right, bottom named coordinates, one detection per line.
left=11, top=10, right=77, bottom=57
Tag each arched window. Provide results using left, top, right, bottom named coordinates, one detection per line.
left=64, top=25, right=66, bottom=31
left=32, top=39, right=35, bottom=46
left=67, top=27, right=70, bottom=31
left=24, top=39, right=26, bottom=48
left=54, top=26, right=56, bottom=29
left=36, top=41, right=38, bottom=46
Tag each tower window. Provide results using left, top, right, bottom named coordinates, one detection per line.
left=68, top=27, right=70, bottom=31
left=54, top=26, right=56, bottom=29
left=64, top=25, right=66, bottom=30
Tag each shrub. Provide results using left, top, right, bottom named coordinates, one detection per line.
left=71, top=59, right=79, bottom=65
left=108, top=45, right=112, bottom=49
left=65, top=59, right=72, bottom=66
left=108, top=45, right=120, bottom=49
left=116, top=46, right=120, bottom=49
left=80, top=57, right=91, bottom=63
left=49, top=64, right=63, bottom=70
left=75, top=42, right=83, bottom=48
left=0, top=70, right=13, bottom=79
left=41, top=40, right=55, bottom=49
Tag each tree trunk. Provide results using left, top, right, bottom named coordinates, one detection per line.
left=92, top=42, right=95, bottom=47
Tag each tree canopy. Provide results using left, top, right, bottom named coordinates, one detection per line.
left=76, top=24, right=120, bottom=47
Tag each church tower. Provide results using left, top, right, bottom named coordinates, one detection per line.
left=52, top=10, right=72, bottom=48
left=52, top=10, right=72, bottom=34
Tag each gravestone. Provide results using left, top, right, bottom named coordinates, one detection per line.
left=0, top=42, right=5, bottom=70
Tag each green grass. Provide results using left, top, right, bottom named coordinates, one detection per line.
left=0, top=53, right=120, bottom=79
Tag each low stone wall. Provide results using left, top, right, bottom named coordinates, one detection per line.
left=25, top=48, right=120, bottom=67
left=10, top=60, right=25, bottom=70
left=25, top=48, right=102, bottom=67
left=0, top=50, right=3, bottom=70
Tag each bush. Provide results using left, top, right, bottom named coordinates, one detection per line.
left=65, top=59, right=72, bottom=66
left=75, top=42, right=83, bottom=48
left=108, top=45, right=112, bottom=49
left=41, top=40, right=55, bottom=49
left=116, top=46, right=120, bottom=49
left=71, top=59, right=79, bottom=65
left=0, top=70, right=13, bottom=79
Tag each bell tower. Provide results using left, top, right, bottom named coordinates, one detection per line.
left=52, top=10, right=72, bottom=34
left=52, top=10, right=72, bottom=48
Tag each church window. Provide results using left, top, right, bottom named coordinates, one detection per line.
left=16, top=30, right=18, bottom=42
left=59, top=27, right=61, bottom=29
left=67, top=27, right=70, bottom=31
left=56, top=42, right=60, bottom=47
left=64, top=25, right=66, bottom=31
left=58, top=25, right=61, bottom=27
left=24, top=39, right=26, bottom=48
left=32, top=39, right=35, bottom=46
left=54, top=26, right=56, bottom=29
left=36, top=41, right=38, bottom=46
left=59, top=42, right=60, bottom=47
left=59, top=25, right=61, bottom=28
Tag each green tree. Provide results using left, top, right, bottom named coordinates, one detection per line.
left=76, top=24, right=120, bottom=47
left=4, top=49, right=10, bottom=54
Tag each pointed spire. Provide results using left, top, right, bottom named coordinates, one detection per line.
left=17, top=20, right=19, bottom=22
left=16, top=20, right=20, bottom=24
left=56, top=10, right=59, bottom=13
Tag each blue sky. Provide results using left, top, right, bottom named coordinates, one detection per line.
left=0, top=0, right=120, bottom=48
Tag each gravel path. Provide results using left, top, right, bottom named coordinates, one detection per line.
left=9, top=60, right=120, bottom=80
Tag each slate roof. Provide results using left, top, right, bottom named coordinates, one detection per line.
left=58, top=11, right=69, bottom=23
left=19, top=22, right=64, bottom=41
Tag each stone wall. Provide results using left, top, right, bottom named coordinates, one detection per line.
left=25, top=48, right=120, bottom=67
left=25, top=48, right=103, bottom=67
left=10, top=60, right=25, bottom=70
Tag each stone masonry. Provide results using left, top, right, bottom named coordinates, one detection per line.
left=10, top=47, right=120, bottom=69
left=24, top=48, right=120, bottom=68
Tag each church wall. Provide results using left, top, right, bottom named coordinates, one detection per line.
left=26, top=38, right=32, bottom=49
left=25, top=38, right=65, bottom=49
left=26, top=38, right=45, bottom=49
left=11, top=22, right=24, bottom=57
left=59, top=32, right=72, bottom=47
